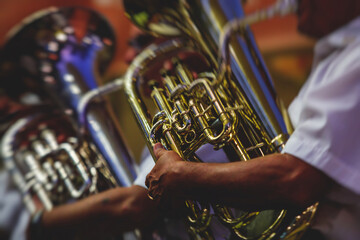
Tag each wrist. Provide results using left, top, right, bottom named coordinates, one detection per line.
left=172, top=160, right=198, bottom=197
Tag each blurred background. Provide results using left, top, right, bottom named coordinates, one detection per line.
left=0, top=0, right=315, bottom=162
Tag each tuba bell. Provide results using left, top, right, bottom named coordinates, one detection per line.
left=120, top=0, right=317, bottom=239
left=0, top=6, right=138, bottom=231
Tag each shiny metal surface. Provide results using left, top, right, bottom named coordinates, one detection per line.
left=1, top=7, right=137, bottom=188
left=0, top=109, right=117, bottom=214
left=122, top=0, right=316, bottom=239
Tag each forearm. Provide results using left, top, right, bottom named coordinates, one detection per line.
left=174, top=153, right=332, bottom=210
left=37, top=186, right=159, bottom=239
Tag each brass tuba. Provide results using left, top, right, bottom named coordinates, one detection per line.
left=121, top=0, right=317, bottom=239
left=0, top=6, right=138, bottom=223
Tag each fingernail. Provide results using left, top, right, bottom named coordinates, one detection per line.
left=153, top=143, right=164, bottom=151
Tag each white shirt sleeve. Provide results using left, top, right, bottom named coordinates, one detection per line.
left=283, top=40, right=360, bottom=195
left=132, top=152, right=155, bottom=189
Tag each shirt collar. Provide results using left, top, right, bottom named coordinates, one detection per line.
left=313, top=16, right=360, bottom=67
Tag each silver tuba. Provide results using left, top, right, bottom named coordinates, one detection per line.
left=0, top=107, right=117, bottom=213
left=120, top=0, right=317, bottom=239
left=0, top=7, right=137, bottom=219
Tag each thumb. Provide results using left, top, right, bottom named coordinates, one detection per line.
left=153, top=143, right=166, bottom=159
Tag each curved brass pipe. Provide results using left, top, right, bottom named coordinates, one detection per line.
left=122, top=0, right=317, bottom=239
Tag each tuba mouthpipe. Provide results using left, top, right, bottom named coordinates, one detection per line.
left=77, top=77, right=125, bottom=134
left=218, top=0, right=298, bottom=87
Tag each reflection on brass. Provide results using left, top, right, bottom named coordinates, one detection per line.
left=122, top=0, right=317, bottom=239
left=1, top=111, right=117, bottom=213
left=0, top=7, right=138, bottom=229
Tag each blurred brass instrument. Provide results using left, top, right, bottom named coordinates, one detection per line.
left=121, top=0, right=317, bottom=239
left=1, top=107, right=117, bottom=213
left=0, top=8, right=138, bottom=238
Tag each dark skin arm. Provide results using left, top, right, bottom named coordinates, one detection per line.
left=28, top=185, right=159, bottom=240
left=146, top=143, right=333, bottom=211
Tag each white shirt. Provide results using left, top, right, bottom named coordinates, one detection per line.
left=283, top=17, right=360, bottom=240
left=0, top=171, right=30, bottom=240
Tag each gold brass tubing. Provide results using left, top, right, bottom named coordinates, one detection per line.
left=123, top=1, right=314, bottom=238
left=178, top=3, right=217, bottom=66
left=189, top=98, right=227, bottom=144
left=231, top=135, right=250, bottom=162
left=189, top=99, right=210, bottom=130
left=174, top=59, right=193, bottom=85
left=218, top=0, right=298, bottom=83
left=171, top=88, right=192, bottom=133
left=174, top=100, right=186, bottom=114
left=169, top=62, right=193, bottom=132
left=149, top=116, right=167, bottom=141
left=149, top=117, right=184, bottom=158
left=199, top=103, right=213, bottom=123
left=124, top=39, right=198, bottom=160
left=162, top=72, right=178, bottom=94
left=189, top=78, right=233, bottom=143
left=172, top=100, right=192, bottom=133
left=270, top=133, right=289, bottom=151
left=278, top=98, right=294, bottom=134
left=124, top=47, right=158, bottom=148
left=190, top=79, right=223, bottom=115
left=151, top=87, right=173, bottom=120
left=164, top=127, right=184, bottom=158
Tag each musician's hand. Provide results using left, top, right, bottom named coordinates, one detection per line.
left=145, top=143, right=186, bottom=213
